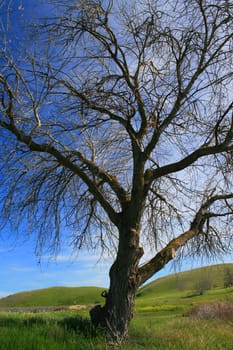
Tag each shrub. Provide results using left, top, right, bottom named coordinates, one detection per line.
left=224, top=268, right=233, bottom=288
left=193, top=276, right=212, bottom=295
left=185, top=302, right=233, bottom=321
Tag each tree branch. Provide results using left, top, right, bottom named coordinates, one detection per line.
left=0, top=119, right=119, bottom=226
left=138, top=192, right=233, bottom=286
left=145, top=129, right=233, bottom=186
left=72, top=149, right=129, bottom=205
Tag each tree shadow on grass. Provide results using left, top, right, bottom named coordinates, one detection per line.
left=182, top=293, right=202, bottom=298
left=0, top=314, right=102, bottom=338
left=0, top=315, right=46, bottom=328
left=58, top=315, right=102, bottom=337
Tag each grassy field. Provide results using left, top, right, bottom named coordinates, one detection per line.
left=0, top=264, right=233, bottom=349
left=0, top=305, right=233, bottom=349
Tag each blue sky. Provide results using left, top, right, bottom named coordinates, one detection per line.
left=0, top=231, right=174, bottom=298
left=0, top=234, right=113, bottom=298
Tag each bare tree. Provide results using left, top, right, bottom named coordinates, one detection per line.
left=224, top=267, right=233, bottom=288
left=0, top=0, right=233, bottom=344
left=193, top=274, right=212, bottom=295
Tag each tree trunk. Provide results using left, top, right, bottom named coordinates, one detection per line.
left=90, top=226, right=143, bottom=344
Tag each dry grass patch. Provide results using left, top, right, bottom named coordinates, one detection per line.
left=185, top=302, right=233, bottom=321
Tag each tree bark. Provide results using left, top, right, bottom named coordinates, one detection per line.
left=90, top=225, right=143, bottom=344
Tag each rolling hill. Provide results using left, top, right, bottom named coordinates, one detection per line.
left=0, top=286, right=104, bottom=308
left=0, top=263, right=232, bottom=309
left=135, top=263, right=233, bottom=312
left=138, top=263, right=233, bottom=297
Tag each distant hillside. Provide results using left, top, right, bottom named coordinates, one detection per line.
left=0, top=264, right=232, bottom=309
left=0, top=286, right=105, bottom=308
left=136, top=263, right=233, bottom=303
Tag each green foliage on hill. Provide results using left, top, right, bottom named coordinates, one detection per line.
left=135, top=263, right=233, bottom=313
left=0, top=286, right=104, bottom=307
left=138, top=263, right=233, bottom=297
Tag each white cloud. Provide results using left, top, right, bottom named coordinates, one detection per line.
left=42, top=250, right=114, bottom=266
left=0, top=291, right=10, bottom=298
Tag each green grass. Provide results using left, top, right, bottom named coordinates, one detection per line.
left=128, top=314, right=233, bottom=349
left=0, top=311, right=108, bottom=350
left=0, top=309, right=233, bottom=350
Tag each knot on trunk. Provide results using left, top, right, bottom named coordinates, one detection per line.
left=89, top=304, right=107, bottom=328
left=101, top=290, right=108, bottom=298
